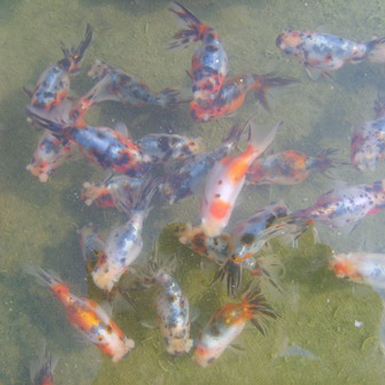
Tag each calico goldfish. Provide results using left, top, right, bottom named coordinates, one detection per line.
left=169, top=1, right=228, bottom=102
left=276, top=29, right=385, bottom=79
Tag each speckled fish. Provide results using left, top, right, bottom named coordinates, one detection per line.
left=246, top=149, right=337, bottom=186
left=70, top=60, right=181, bottom=123
left=26, top=131, right=78, bottom=182
left=80, top=173, right=145, bottom=208
left=330, top=252, right=385, bottom=290
left=291, top=180, right=385, bottom=232
left=27, top=25, right=92, bottom=111
left=137, top=133, right=202, bottom=164
left=27, top=266, right=135, bottom=362
left=193, top=283, right=276, bottom=367
left=169, top=1, right=228, bottom=103
left=213, top=201, right=288, bottom=296
left=351, top=97, right=385, bottom=172
left=201, top=119, right=284, bottom=237
left=161, top=122, right=244, bottom=205
left=276, top=29, right=385, bottom=79
left=134, top=244, right=193, bottom=356
left=190, top=73, right=298, bottom=123
left=30, top=344, right=57, bottom=385
left=92, top=178, right=159, bottom=292
left=26, top=106, right=152, bottom=178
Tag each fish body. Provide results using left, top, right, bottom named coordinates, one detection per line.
left=80, top=174, right=145, bottom=208
left=26, top=107, right=152, bottom=178
left=161, top=122, right=244, bottom=204
left=247, top=149, right=336, bottom=185
left=190, top=74, right=297, bottom=123
left=137, top=133, right=201, bottom=164
left=276, top=29, right=385, bottom=79
left=169, top=1, right=228, bottom=102
left=193, top=285, right=276, bottom=367
left=292, top=181, right=385, bottom=231
left=330, top=252, right=385, bottom=290
left=70, top=60, right=180, bottom=123
left=213, top=202, right=288, bottom=296
left=28, top=267, right=135, bottom=362
left=351, top=116, right=385, bottom=172
left=201, top=120, right=283, bottom=237
left=29, top=25, right=92, bottom=111
left=154, top=270, right=193, bottom=356
left=27, top=132, right=77, bottom=182
left=92, top=179, right=158, bottom=291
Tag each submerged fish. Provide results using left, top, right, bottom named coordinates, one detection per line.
left=27, top=24, right=92, bottom=111
left=276, top=29, right=385, bottom=79
left=27, top=266, right=135, bottom=362
left=169, top=1, right=228, bottom=103
left=193, top=283, right=276, bottom=367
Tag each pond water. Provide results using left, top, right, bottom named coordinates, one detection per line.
left=1, top=0, right=385, bottom=384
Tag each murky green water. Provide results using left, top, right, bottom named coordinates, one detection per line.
left=2, top=0, right=385, bottom=384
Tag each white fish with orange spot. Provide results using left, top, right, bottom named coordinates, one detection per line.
left=200, top=118, right=284, bottom=237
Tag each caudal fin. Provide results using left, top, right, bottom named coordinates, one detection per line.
left=252, top=73, right=299, bottom=111
left=212, top=258, right=242, bottom=297
left=367, top=37, right=385, bottom=64
left=168, top=1, right=209, bottom=49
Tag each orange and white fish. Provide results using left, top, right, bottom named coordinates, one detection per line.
left=201, top=119, right=284, bottom=237
left=27, top=266, right=135, bottom=362
left=330, top=251, right=385, bottom=290
left=193, top=283, right=276, bottom=367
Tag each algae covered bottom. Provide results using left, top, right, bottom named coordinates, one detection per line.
left=1, top=0, right=385, bottom=384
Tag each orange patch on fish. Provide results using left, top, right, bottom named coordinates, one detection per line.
left=210, top=199, right=231, bottom=220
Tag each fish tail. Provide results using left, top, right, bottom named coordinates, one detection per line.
left=247, top=119, right=284, bottom=156
left=156, top=87, right=183, bottom=107
left=251, top=73, right=299, bottom=111
left=29, top=341, right=58, bottom=384
left=212, top=258, right=242, bottom=297
left=61, top=24, right=93, bottom=70
left=366, top=37, right=385, bottom=64
left=24, top=265, right=63, bottom=289
left=25, top=105, right=71, bottom=136
left=168, top=1, right=210, bottom=49
left=113, top=176, right=160, bottom=215
left=222, top=121, right=247, bottom=148
left=242, top=282, right=278, bottom=335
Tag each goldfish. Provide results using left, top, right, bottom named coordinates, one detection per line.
left=80, top=173, right=145, bottom=208
left=330, top=251, right=385, bottom=290
left=161, top=122, right=244, bottom=205
left=276, top=29, right=385, bottom=79
left=169, top=1, right=228, bottom=103
left=291, top=180, right=385, bottom=232
left=213, top=202, right=288, bottom=296
left=26, top=106, right=152, bottom=178
left=193, top=283, right=276, bottom=367
left=70, top=60, right=181, bottom=123
left=246, top=149, right=337, bottom=186
left=27, top=266, right=135, bottom=362
left=351, top=97, right=385, bottom=172
left=201, top=119, right=284, bottom=237
left=27, top=25, right=92, bottom=111
left=30, top=343, right=57, bottom=385
left=26, top=131, right=78, bottom=182
left=137, top=133, right=202, bottom=164
left=92, top=178, right=159, bottom=291
left=133, top=244, right=193, bottom=356
left=190, top=73, right=298, bottom=123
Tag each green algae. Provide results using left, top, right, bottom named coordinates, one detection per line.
left=1, top=0, right=385, bottom=384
